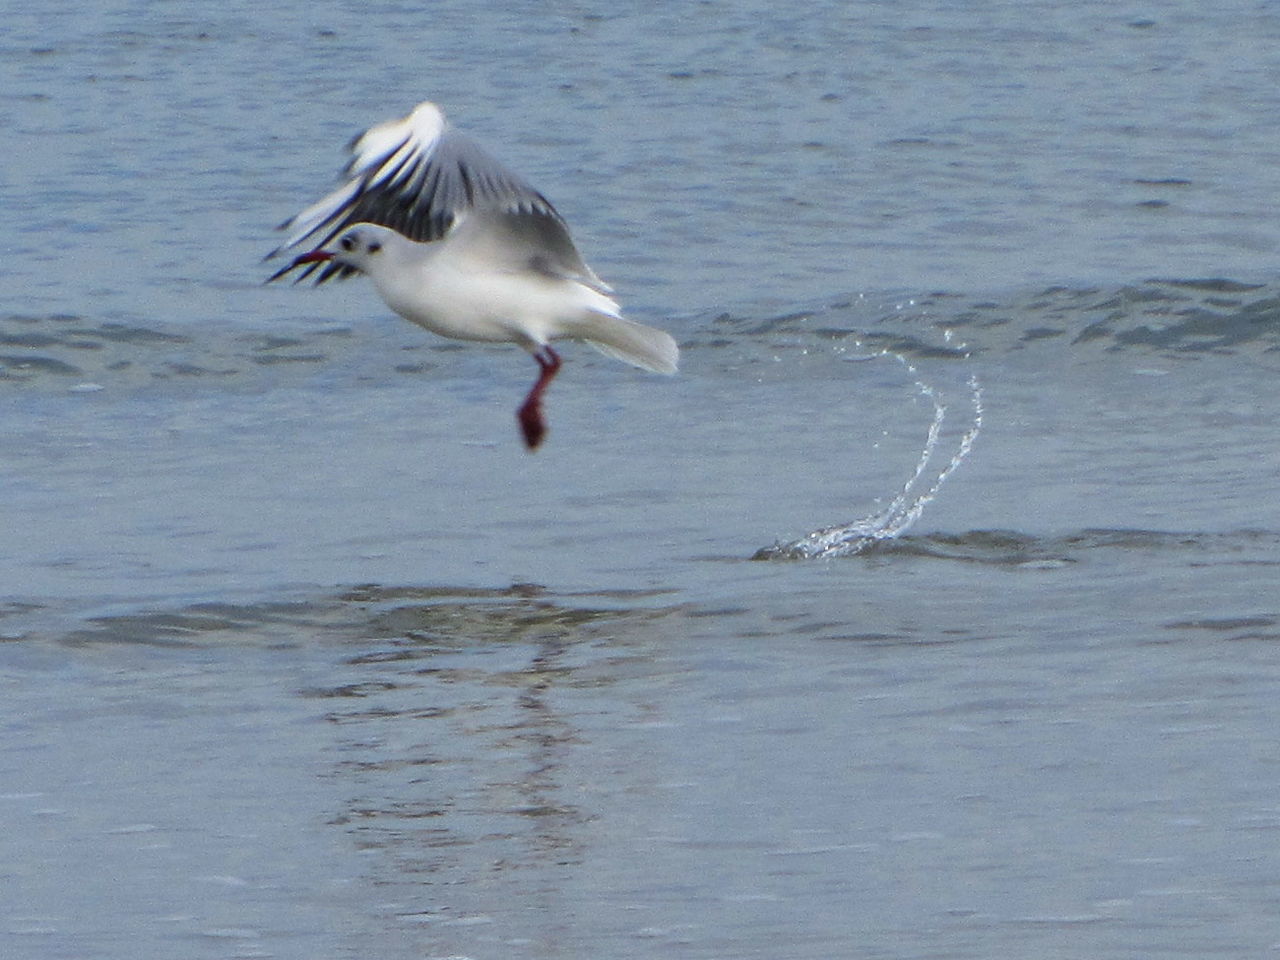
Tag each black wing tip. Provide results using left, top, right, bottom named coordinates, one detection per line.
left=265, top=253, right=319, bottom=285
left=264, top=263, right=295, bottom=284
left=264, top=259, right=304, bottom=284
left=265, top=257, right=359, bottom=286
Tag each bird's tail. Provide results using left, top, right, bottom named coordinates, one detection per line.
left=576, top=312, right=680, bottom=375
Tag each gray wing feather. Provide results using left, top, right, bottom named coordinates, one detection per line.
left=266, top=102, right=606, bottom=289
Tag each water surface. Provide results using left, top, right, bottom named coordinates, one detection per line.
left=3, top=2, right=1280, bottom=958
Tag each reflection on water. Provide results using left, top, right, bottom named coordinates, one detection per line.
left=8, top=531, right=1280, bottom=958
left=304, top=586, right=686, bottom=954
left=16, top=583, right=690, bottom=955
left=54, top=584, right=681, bottom=948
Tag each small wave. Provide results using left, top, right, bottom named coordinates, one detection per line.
left=25, top=584, right=678, bottom=649
left=874, top=278, right=1280, bottom=359
left=773, top=528, right=1280, bottom=567
left=0, top=313, right=439, bottom=392
left=708, top=277, right=1280, bottom=362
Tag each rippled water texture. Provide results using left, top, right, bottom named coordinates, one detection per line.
left=4, top=2, right=1280, bottom=958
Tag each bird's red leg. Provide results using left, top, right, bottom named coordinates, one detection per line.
left=517, top=346, right=561, bottom=450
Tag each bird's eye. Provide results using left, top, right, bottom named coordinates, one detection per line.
left=368, top=242, right=382, bottom=254
left=339, top=235, right=355, bottom=252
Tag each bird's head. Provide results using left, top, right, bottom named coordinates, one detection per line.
left=291, top=223, right=399, bottom=275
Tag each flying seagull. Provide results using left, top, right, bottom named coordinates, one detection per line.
left=266, top=100, right=679, bottom=450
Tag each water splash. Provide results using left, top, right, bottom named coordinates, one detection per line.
left=753, top=343, right=983, bottom=560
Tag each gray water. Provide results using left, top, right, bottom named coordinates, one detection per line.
left=5, top=2, right=1280, bottom=958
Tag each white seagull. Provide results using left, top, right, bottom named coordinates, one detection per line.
left=267, top=100, right=679, bottom=450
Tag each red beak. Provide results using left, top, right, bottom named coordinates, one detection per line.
left=293, top=250, right=334, bottom=264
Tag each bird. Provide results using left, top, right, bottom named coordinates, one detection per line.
left=265, top=100, right=679, bottom=450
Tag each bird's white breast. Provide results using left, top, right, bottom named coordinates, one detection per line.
left=369, top=239, right=616, bottom=351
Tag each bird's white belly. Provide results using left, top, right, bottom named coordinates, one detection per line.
left=374, top=260, right=603, bottom=350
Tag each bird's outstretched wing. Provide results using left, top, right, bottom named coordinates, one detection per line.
left=266, top=101, right=608, bottom=290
